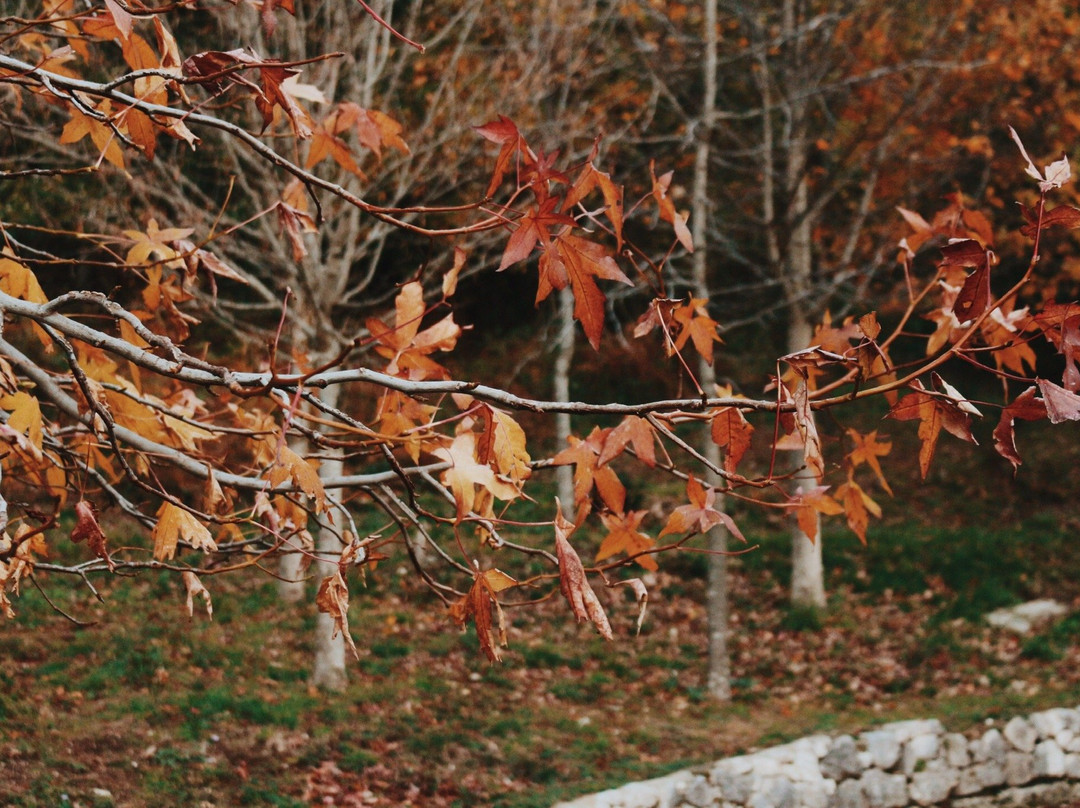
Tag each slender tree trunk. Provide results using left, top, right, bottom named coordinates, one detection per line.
left=781, top=0, right=826, bottom=612
left=694, top=0, right=730, bottom=702
left=554, top=285, right=575, bottom=508
left=311, top=381, right=349, bottom=691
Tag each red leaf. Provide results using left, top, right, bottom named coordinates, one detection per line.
left=1037, top=378, right=1080, bottom=424
left=993, top=387, right=1047, bottom=470
left=553, top=502, right=613, bottom=639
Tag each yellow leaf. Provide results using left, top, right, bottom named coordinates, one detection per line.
left=153, top=502, right=216, bottom=560
left=0, top=392, right=43, bottom=452
left=0, top=256, right=48, bottom=304
left=267, top=446, right=327, bottom=513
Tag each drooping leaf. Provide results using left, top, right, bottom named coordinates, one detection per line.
left=887, top=381, right=977, bottom=478
left=316, top=571, right=358, bottom=660
left=1037, top=378, right=1080, bottom=424
left=553, top=502, right=613, bottom=639
left=70, top=499, right=114, bottom=572
left=598, top=415, right=657, bottom=468
left=835, top=480, right=881, bottom=545
left=992, top=386, right=1047, bottom=470
left=181, top=571, right=213, bottom=619
left=710, top=406, right=754, bottom=473
left=845, top=429, right=893, bottom=495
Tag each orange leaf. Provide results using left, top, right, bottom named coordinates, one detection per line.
left=597, top=510, right=657, bottom=571
left=153, top=502, right=217, bottom=560
left=710, top=406, right=754, bottom=472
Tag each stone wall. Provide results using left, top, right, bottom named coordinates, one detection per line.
left=553, top=707, right=1080, bottom=808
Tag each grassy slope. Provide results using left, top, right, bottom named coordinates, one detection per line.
left=4, top=415, right=1080, bottom=807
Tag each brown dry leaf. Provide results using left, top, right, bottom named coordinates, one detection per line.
left=70, top=499, right=114, bottom=572
left=610, top=578, right=649, bottom=635
left=845, top=429, right=893, bottom=495
left=267, top=446, right=326, bottom=513
left=153, top=502, right=217, bottom=560
left=553, top=501, right=613, bottom=639
left=660, top=476, right=746, bottom=542
left=181, top=571, right=213, bottom=619
left=316, top=572, right=358, bottom=660
left=432, top=431, right=520, bottom=521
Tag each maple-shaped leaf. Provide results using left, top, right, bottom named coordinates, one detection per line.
left=659, top=476, right=745, bottom=542
left=671, top=298, right=722, bottom=364
left=887, top=380, right=978, bottom=478
left=70, top=499, right=114, bottom=572
left=596, top=510, right=657, bottom=571
left=475, top=405, right=532, bottom=484
left=537, top=234, right=632, bottom=350
left=367, top=281, right=461, bottom=380
left=475, top=115, right=530, bottom=197
left=267, top=445, right=327, bottom=513
left=449, top=568, right=515, bottom=662
left=550, top=428, right=626, bottom=517
left=710, top=406, right=754, bottom=473
left=316, top=571, right=359, bottom=660
left=498, top=196, right=574, bottom=270
left=564, top=160, right=624, bottom=250
left=432, top=431, right=520, bottom=521
left=153, top=502, right=217, bottom=560
left=789, top=485, right=844, bottom=544
left=650, top=163, right=693, bottom=252
left=60, top=103, right=126, bottom=169
left=846, top=429, right=893, bottom=495
left=181, top=571, right=213, bottom=619
left=1020, top=204, right=1080, bottom=238
left=305, top=122, right=364, bottom=177
left=993, top=386, right=1047, bottom=470
left=553, top=502, right=613, bottom=639
left=598, top=415, right=657, bottom=468
left=835, top=480, right=881, bottom=545
left=1037, top=378, right=1080, bottom=424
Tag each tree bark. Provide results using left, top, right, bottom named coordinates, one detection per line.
left=693, top=0, right=731, bottom=702
left=554, top=284, right=576, bottom=508
left=310, top=381, right=349, bottom=692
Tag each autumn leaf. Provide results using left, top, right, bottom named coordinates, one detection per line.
left=650, top=162, right=693, bottom=252
left=551, top=428, right=626, bottom=518
left=181, top=571, right=213, bottom=619
left=790, top=485, right=844, bottom=544
left=475, top=115, right=528, bottom=197
left=153, top=502, right=217, bottom=560
left=791, top=380, right=824, bottom=481
left=267, top=446, right=327, bottom=513
left=432, top=431, right=521, bottom=521
left=553, top=501, right=613, bottom=639
left=835, top=480, right=881, bottom=545
left=316, top=571, right=359, bottom=660
left=846, top=429, right=893, bottom=495
left=564, top=159, right=624, bottom=250
left=475, top=405, right=532, bottom=483
left=449, top=569, right=512, bottom=662
left=0, top=392, right=43, bottom=454
left=70, top=499, right=114, bottom=572
left=659, top=476, right=745, bottom=542
left=597, top=415, right=657, bottom=468
left=1037, top=378, right=1080, bottom=424
left=596, top=510, right=657, bottom=571
left=670, top=298, right=722, bottom=364
left=993, top=386, right=1047, bottom=470
left=710, top=406, right=754, bottom=473
left=887, top=380, right=978, bottom=478
left=498, top=196, right=574, bottom=271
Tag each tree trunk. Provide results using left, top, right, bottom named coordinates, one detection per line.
left=310, top=381, right=349, bottom=692
left=780, top=0, right=827, bottom=612
left=554, top=284, right=576, bottom=508
left=694, top=0, right=731, bottom=702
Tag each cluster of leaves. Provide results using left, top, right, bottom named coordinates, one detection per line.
left=0, top=2, right=1078, bottom=664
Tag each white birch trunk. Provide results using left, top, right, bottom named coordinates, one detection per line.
left=554, top=285, right=576, bottom=508
left=694, top=0, right=731, bottom=701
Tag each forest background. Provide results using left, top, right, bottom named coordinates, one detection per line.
left=3, top=0, right=1080, bottom=806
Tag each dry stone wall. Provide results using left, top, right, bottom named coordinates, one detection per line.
left=553, top=707, right=1080, bottom=808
